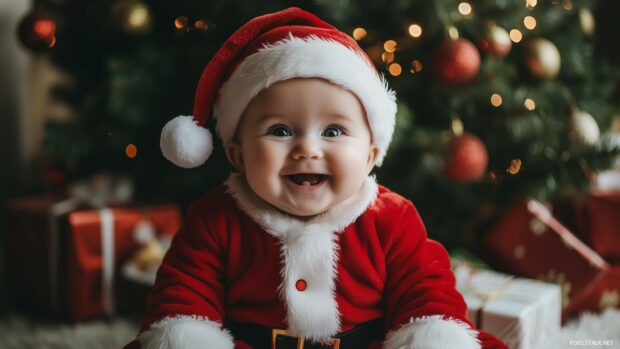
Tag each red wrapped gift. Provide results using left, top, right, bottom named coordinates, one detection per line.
left=587, top=190, right=620, bottom=263
left=66, top=205, right=181, bottom=322
left=5, top=194, right=87, bottom=316
left=485, top=199, right=620, bottom=321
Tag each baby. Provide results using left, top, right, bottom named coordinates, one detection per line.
left=126, top=7, right=507, bottom=349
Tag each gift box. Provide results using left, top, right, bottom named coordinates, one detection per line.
left=4, top=174, right=182, bottom=321
left=66, top=205, right=181, bottom=321
left=485, top=199, right=620, bottom=321
left=586, top=190, right=620, bottom=263
left=5, top=193, right=86, bottom=316
left=453, top=261, right=561, bottom=349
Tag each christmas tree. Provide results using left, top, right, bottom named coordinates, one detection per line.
left=19, top=0, right=620, bottom=248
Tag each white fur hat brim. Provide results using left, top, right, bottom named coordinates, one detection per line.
left=213, top=34, right=397, bottom=166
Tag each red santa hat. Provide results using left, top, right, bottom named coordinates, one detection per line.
left=160, top=7, right=397, bottom=168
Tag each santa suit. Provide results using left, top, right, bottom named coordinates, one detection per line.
left=131, top=174, right=507, bottom=349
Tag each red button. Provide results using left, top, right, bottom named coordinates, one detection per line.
left=295, top=279, right=307, bottom=291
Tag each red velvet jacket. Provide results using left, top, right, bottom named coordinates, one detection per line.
left=128, top=175, right=507, bottom=349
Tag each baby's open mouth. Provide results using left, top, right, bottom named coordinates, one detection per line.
left=286, top=173, right=328, bottom=186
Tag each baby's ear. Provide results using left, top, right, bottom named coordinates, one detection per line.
left=225, top=142, right=244, bottom=173
left=366, top=144, right=379, bottom=172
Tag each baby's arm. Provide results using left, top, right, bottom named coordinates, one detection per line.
left=382, top=200, right=507, bottom=349
left=132, top=202, right=235, bottom=349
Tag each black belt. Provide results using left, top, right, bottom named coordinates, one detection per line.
left=225, top=318, right=384, bottom=349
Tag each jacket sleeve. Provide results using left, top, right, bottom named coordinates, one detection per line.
left=132, top=201, right=235, bottom=349
left=382, top=200, right=508, bottom=349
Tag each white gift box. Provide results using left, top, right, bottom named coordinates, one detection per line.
left=454, top=262, right=562, bottom=349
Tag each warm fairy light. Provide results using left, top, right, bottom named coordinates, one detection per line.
left=510, top=29, right=523, bottom=43
left=128, top=5, right=149, bottom=27
left=448, top=26, right=460, bottom=39
left=174, top=16, right=188, bottom=30
left=382, top=52, right=395, bottom=64
left=451, top=116, right=464, bottom=136
left=352, top=27, right=367, bottom=40
left=490, top=93, right=503, bottom=107
left=408, top=24, right=422, bottom=38
left=125, top=144, right=138, bottom=158
left=526, top=0, right=537, bottom=9
left=458, top=2, right=472, bottom=15
left=388, top=63, right=402, bottom=76
left=507, top=159, right=522, bottom=175
left=384, top=40, right=397, bottom=52
left=524, top=16, right=537, bottom=30
left=524, top=98, right=536, bottom=110
left=194, top=20, right=208, bottom=30
left=410, top=60, right=423, bottom=73
left=563, top=0, right=573, bottom=10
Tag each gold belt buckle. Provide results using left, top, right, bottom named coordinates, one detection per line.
left=271, top=329, right=341, bottom=349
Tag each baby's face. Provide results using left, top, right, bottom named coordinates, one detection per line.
left=226, top=78, right=378, bottom=217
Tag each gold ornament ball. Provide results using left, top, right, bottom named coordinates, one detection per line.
left=523, top=38, right=561, bottom=79
left=568, top=109, right=600, bottom=145
left=479, top=24, right=512, bottom=58
left=111, top=0, right=153, bottom=35
left=579, top=8, right=595, bottom=36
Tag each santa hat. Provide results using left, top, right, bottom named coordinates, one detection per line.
left=160, top=7, right=397, bottom=168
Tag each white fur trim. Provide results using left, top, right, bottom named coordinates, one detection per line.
left=137, top=315, right=234, bottom=349
left=383, top=316, right=481, bottom=349
left=224, top=173, right=378, bottom=341
left=160, top=115, right=213, bottom=168
left=214, top=34, right=397, bottom=166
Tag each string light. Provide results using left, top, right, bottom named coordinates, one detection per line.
left=525, top=0, right=537, bottom=9
left=352, top=27, right=367, bottom=41
left=384, top=40, right=397, bottom=52
left=125, top=144, right=138, bottom=158
left=388, top=63, right=402, bottom=76
left=507, top=159, right=522, bottom=174
left=174, top=16, right=188, bottom=30
left=410, top=60, right=423, bottom=73
left=490, top=93, right=503, bottom=107
left=128, top=5, right=149, bottom=28
left=524, top=98, right=536, bottom=110
left=194, top=20, right=208, bottom=30
left=448, top=26, right=460, bottom=39
left=382, top=52, right=395, bottom=64
left=562, top=0, right=573, bottom=10
left=509, top=29, right=523, bottom=43
left=458, top=2, right=472, bottom=16
left=408, top=24, right=422, bottom=38
left=524, top=16, right=537, bottom=30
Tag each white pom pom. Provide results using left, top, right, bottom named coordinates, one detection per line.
left=160, top=115, right=213, bottom=168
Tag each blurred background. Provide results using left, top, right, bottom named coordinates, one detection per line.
left=1, top=0, right=620, bottom=348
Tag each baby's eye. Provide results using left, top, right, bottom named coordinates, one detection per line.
left=268, top=125, right=292, bottom=137
left=322, top=127, right=343, bottom=137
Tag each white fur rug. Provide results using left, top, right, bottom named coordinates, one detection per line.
left=537, top=309, right=620, bottom=349
left=0, top=310, right=618, bottom=348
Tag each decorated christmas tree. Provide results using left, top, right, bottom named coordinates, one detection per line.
left=19, top=0, right=620, bottom=248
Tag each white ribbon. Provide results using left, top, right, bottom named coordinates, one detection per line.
left=100, top=208, right=115, bottom=316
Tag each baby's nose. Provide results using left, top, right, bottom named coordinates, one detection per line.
left=291, top=137, right=323, bottom=160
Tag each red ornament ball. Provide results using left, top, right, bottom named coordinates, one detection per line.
left=18, top=11, right=57, bottom=51
left=478, top=25, right=512, bottom=58
left=432, top=38, right=481, bottom=85
left=444, top=133, right=488, bottom=182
